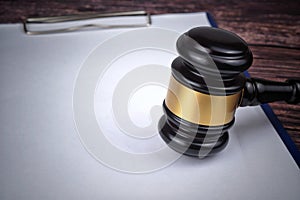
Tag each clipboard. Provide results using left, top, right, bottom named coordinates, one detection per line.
left=0, top=12, right=299, bottom=200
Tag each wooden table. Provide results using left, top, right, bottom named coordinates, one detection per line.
left=1, top=0, right=299, bottom=149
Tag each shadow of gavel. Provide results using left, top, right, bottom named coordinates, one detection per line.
left=158, top=27, right=299, bottom=157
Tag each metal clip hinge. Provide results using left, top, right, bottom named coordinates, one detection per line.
left=23, top=11, right=152, bottom=35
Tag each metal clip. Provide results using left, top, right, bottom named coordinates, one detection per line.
left=23, top=11, right=152, bottom=35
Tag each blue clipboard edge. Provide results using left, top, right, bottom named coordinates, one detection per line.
left=205, top=12, right=300, bottom=167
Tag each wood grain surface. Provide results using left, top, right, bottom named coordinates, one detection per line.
left=0, top=0, right=299, bottom=149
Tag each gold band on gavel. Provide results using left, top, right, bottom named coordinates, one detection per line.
left=165, top=76, right=242, bottom=126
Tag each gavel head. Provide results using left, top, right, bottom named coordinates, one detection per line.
left=158, top=27, right=253, bottom=157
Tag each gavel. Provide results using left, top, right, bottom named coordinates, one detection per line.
left=158, top=27, right=300, bottom=157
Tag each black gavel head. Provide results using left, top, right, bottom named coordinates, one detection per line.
left=158, top=27, right=253, bottom=157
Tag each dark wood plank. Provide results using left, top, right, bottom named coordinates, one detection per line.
left=0, top=0, right=299, bottom=149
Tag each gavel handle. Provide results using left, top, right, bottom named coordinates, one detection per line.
left=240, top=78, right=300, bottom=106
